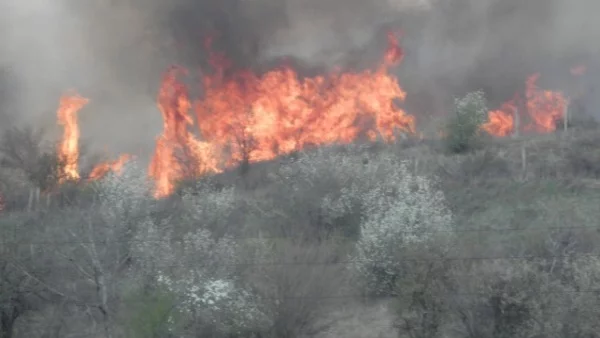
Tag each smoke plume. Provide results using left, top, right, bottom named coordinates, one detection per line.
left=0, top=0, right=599, bottom=153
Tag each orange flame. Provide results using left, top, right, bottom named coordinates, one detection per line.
left=88, top=154, right=133, bottom=181
left=148, top=31, right=414, bottom=197
left=196, top=32, right=413, bottom=161
left=524, top=74, right=568, bottom=133
left=483, top=101, right=516, bottom=137
left=57, top=93, right=89, bottom=183
left=148, top=67, right=220, bottom=198
left=483, top=74, right=568, bottom=137
left=48, top=33, right=572, bottom=199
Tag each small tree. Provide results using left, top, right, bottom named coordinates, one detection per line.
left=132, top=185, right=269, bottom=337
left=351, top=163, right=453, bottom=295
left=444, top=91, right=488, bottom=153
left=0, top=212, right=54, bottom=338
left=32, top=162, right=152, bottom=337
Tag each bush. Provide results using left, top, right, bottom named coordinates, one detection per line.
left=132, top=185, right=270, bottom=337
left=444, top=91, right=488, bottom=153
left=121, top=288, right=182, bottom=338
left=246, top=239, right=348, bottom=338
left=262, top=144, right=443, bottom=240
left=351, top=162, right=453, bottom=295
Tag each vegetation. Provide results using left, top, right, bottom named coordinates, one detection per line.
left=1, top=95, right=600, bottom=338
left=444, top=90, right=488, bottom=153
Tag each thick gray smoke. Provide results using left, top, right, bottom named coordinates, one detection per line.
left=0, top=0, right=599, bottom=153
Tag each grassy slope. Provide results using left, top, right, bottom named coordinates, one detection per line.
left=208, top=128, right=600, bottom=337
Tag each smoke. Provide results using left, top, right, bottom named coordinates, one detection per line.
left=0, top=0, right=87, bottom=129
left=396, top=0, right=600, bottom=117
left=0, top=0, right=599, bottom=153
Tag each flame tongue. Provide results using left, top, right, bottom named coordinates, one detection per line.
left=57, top=93, right=89, bottom=183
left=525, top=74, right=568, bottom=133
left=483, top=101, right=516, bottom=137
left=149, top=67, right=220, bottom=198
left=57, top=92, right=133, bottom=184
left=383, top=31, right=404, bottom=67
left=88, top=154, right=133, bottom=181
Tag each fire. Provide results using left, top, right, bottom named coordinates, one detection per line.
left=88, top=154, right=133, bottom=181
left=483, top=74, right=568, bottom=137
left=47, top=32, right=573, bottom=199
left=49, top=32, right=411, bottom=198
left=149, top=32, right=414, bottom=197
left=196, top=32, right=413, bottom=162
left=148, top=67, right=220, bottom=198
left=57, top=93, right=89, bottom=183
left=483, top=101, right=516, bottom=137
left=56, top=93, right=132, bottom=183
left=525, top=74, right=568, bottom=133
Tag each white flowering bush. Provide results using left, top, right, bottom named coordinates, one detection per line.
left=444, top=90, right=488, bottom=153
left=351, top=162, right=453, bottom=295
left=180, top=181, right=237, bottom=234
left=87, top=161, right=154, bottom=269
left=94, top=160, right=152, bottom=225
left=131, top=185, right=270, bottom=336
left=273, top=145, right=405, bottom=238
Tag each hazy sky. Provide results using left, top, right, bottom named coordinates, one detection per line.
left=1, top=0, right=599, bottom=155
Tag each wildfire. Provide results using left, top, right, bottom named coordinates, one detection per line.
left=197, top=32, right=413, bottom=159
left=483, top=101, right=516, bottom=137
left=57, top=93, right=89, bottom=183
left=88, top=154, right=133, bottom=181
left=148, top=67, right=220, bottom=198
left=56, top=93, right=132, bottom=183
left=48, top=32, right=575, bottom=199
left=149, top=32, right=414, bottom=197
left=483, top=74, right=568, bottom=137
left=525, top=74, right=568, bottom=133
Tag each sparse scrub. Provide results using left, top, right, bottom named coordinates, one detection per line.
left=246, top=239, right=349, bottom=338
left=2, top=117, right=600, bottom=338
left=563, top=132, right=600, bottom=177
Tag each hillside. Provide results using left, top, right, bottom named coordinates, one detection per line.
left=2, top=120, right=599, bottom=337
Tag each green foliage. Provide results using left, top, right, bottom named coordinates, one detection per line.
left=121, top=289, right=181, bottom=338
left=444, top=91, right=488, bottom=153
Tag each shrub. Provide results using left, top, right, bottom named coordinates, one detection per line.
left=351, top=162, right=453, bottom=295
left=132, top=185, right=270, bottom=337
left=444, top=91, right=488, bottom=153
left=121, top=288, right=182, bottom=338
left=263, top=144, right=426, bottom=239
left=249, top=239, right=348, bottom=337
